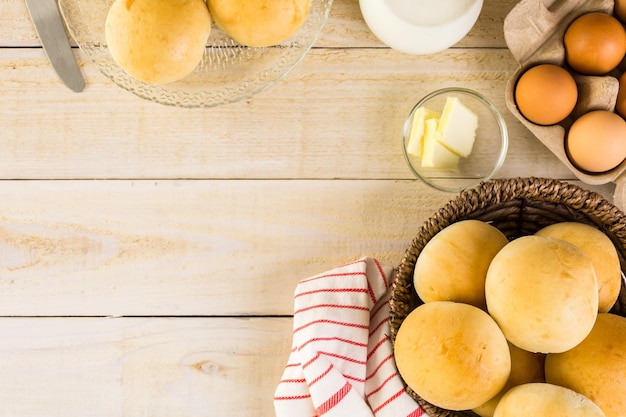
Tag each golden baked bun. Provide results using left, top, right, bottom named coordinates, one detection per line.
left=493, top=383, right=606, bottom=417
left=485, top=235, right=598, bottom=353
left=105, top=0, right=211, bottom=84
left=208, top=0, right=310, bottom=47
left=394, top=301, right=511, bottom=411
left=473, top=343, right=545, bottom=417
left=413, top=220, right=508, bottom=309
left=535, top=222, right=621, bottom=313
left=545, top=313, right=626, bottom=417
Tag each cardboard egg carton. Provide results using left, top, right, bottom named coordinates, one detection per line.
left=503, top=0, right=626, bottom=193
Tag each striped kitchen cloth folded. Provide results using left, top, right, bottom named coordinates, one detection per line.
left=274, top=257, right=424, bottom=417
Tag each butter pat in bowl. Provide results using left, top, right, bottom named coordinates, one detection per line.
left=402, top=88, right=508, bottom=192
left=359, top=0, right=483, bottom=55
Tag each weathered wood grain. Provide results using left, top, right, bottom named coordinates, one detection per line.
left=0, top=179, right=451, bottom=316
left=0, top=317, right=293, bottom=417
left=0, top=0, right=516, bottom=48
left=0, top=179, right=615, bottom=316
left=0, top=47, right=569, bottom=180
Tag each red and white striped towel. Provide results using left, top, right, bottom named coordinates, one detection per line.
left=274, top=257, right=424, bottom=417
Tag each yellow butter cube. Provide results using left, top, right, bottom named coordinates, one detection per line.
left=437, top=96, right=478, bottom=157
left=421, top=118, right=460, bottom=170
left=406, top=106, right=440, bottom=158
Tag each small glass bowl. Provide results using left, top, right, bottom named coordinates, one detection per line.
left=402, top=87, right=508, bottom=193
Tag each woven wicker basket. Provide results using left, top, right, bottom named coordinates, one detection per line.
left=390, top=177, right=626, bottom=417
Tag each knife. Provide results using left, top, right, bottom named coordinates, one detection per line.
left=25, top=0, right=85, bottom=92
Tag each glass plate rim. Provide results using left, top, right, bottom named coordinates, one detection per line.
left=59, top=0, right=333, bottom=108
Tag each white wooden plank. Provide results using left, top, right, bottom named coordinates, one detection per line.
left=0, top=47, right=572, bottom=181
left=0, top=179, right=615, bottom=317
left=0, top=0, right=516, bottom=48
left=0, top=317, right=293, bottom=417
left=0, top=179, right=450, bottom=316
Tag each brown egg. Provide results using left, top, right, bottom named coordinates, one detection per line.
left=564, top=12, right=626, bottom=75
left=566, top=110, right=626, bottom=173
left=515, top=64, right=578, bottom=126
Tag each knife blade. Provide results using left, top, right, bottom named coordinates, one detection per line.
left=25, top=0, right=85, bottom=92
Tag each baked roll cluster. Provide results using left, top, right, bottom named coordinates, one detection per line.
left=105, top=0, right=311, bottom=84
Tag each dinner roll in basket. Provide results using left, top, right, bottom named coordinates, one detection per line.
left=493, top=383, right=605, bottom=417
left=535, top=222, right=622, bottom=313
left=390, top=177, right=626, bottom=417
left=413, top=220, right=508, bottom=309
left=545, top=313, right=626, bottom=417
left=485, top=235, right=598, bottom=353
left=394, top=301, right=511, bottom=411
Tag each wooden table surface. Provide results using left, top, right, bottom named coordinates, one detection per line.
left=0, top=1, right=618, bottom=416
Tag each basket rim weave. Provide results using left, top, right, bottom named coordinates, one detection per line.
left=390, top=177, right=626, bottom=417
